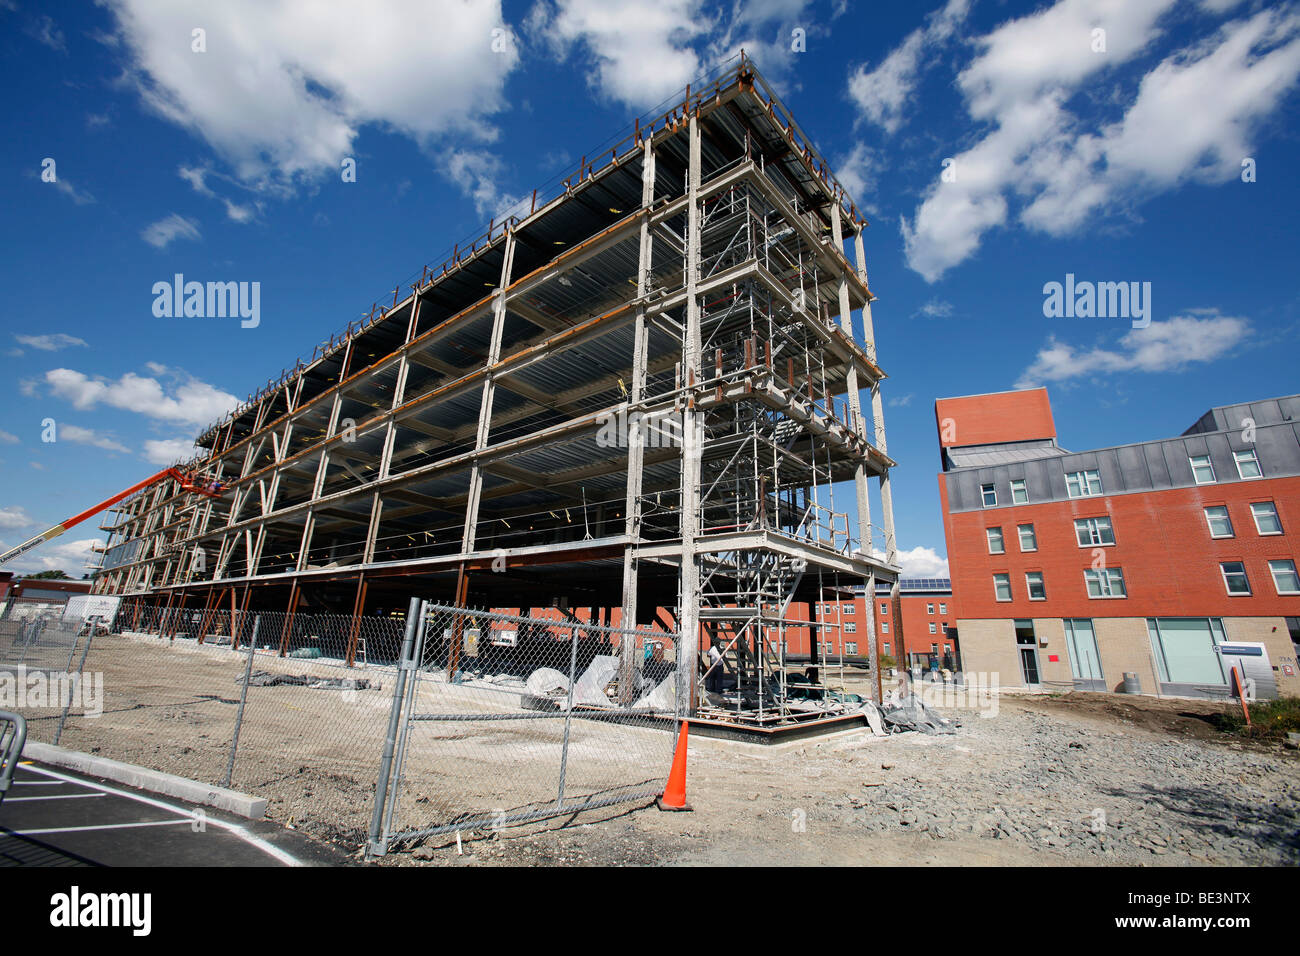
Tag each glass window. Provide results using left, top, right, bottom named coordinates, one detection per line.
left=939, top=603, right=947, bottom=614
left=883, top=642, right=890, bottom=655
left=1026, top=571, right=1046, bottom=600
left=1065, top=469, right=1103, bottom=498
left=929, top=622, right=936, bottom=634
left=881, top=602, right=888, bottom=615
left=1269, top=560, right=1300, bottom=595
left=1074, top=516, right=1115, bottom=546
left=1018, top=523, right=1037, bottom=551
left=1251, top=502, right=1282, bottom=535
left=1010, top=478, right=1029, bottom=504
left=843, top=603, right=855, bottom=614
left=1221, top=561, right=1251, bottom=595
left=994, top=573, right=1012, bottom=601
left=981, top=483, right=997, bottom=507
left=1204, top=506, right=1234, bottom=538
left=1234, top=449, right=1262, bottom=479
left=1147, top=618, right=1227, bottom=685
left=1189, top=454, right=1216, bottom=484
left=1085, top=568, right=1127, bottom=598
left=881, top=622, right=888, bottom=633
left=987, top=527, right=1005, bottom=554
left=927, top=603, right=934, bottom=614
left=845, top=642, right=858, bottom=655
left=1064, top=619, right=1103, bottom=682
left=844, top=622, right=857, bottom=633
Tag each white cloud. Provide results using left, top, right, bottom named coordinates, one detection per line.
left=887, top=393, right=914, bottom=408
left=896, top=1, right=1300, bottom=281
left=848, top=0, right=970, bottom=134
left=530, top=0, right=708, bottom=109
left=105, top=0, right=519, bottom=195
left=143, top=437, right=203, bottom=465
left=0, top=536, right=99, bottom=576
left=1015, top=312, right=1250, bottom=388
left=15, top=333, right=88, bottom=351
left=28, top=14, right=66, bottom=52
left=914, top=299, right=954, bottom=319
left=0, top=506, right=32, bottom=531
left=834, top=142, right=877, bottom=211
left=895, top=546, right=949, bottom=578
left=141, top=213, right=201, bottom=248
left=42, top=366, right=239, bottom=427
left=53, top=177, right=96, bottom=205
left=58, top=424, right=131, bottom=454
left=0, top=430, right=18, bottom=444
left=438, top=149, right=525, bottom=219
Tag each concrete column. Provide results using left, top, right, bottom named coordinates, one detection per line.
left=853, top=228, right=897, bottom=565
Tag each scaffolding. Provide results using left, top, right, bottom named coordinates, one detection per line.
left=92, top=54, right=901, bottom=720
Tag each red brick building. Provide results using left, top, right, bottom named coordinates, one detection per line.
left=936, top=388, right=1300, bottom=699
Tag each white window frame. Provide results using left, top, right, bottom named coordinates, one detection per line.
left=1010, top=478, right=1029, bottom=504
left=939, top=603, right=947, bottom=614
left=1220, top=561, right=1251, bottom=596
left=880, top=602, right=888, bottom=616
left=881, top=621, right=888, bottom=634
left=987, top=526, right=1005, bottom=554
left=1026, top=571, right=1046, bottom=601
left=1074, top=516, right=1115, bottom=547
left=1268, top=559, right=1300, bottom=595
left=981, top=483, right=997, bottom=507
left=1251, top=501, right=1282, bottom=536
left=1234, top=449, right=1262, bottom=480
left=927, top=603, right=934, bottom=614
left=1189, top=454, right=1217, bottom=485
left=843, top=603, right=855, bottom=614
left=1204, top=506, right=1234, bottom=539
left=1018, top=523, right=1037, bottom=552
left=993, top=573, right=1012, bottom=602
left=1085, top=568, right=1127, bottom=599
left=1066, top=469, right=1103, bottom=498
left=845, top=641, right=858, bottom=656
left=929, top=622, right=937, bottom=634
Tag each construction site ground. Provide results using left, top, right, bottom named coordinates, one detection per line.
left=389, top=692, right=1300, bottom=867
left=28, top=636, right=1299, bottom=867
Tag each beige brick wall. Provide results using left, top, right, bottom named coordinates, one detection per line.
left=1091, top=618, right=1158, bottom=695
left=1030, top=617, right=1075, bottom=691
left=1224, top=617, right=1300, bottom=699
left=955, top=618, right=1032, bottom=690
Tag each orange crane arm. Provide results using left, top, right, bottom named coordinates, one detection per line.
left=0, top=468, right=222, bottom=568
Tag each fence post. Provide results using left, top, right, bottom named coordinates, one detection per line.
left=53, top=628, right=95, bottom=746
left=366, top=597, right=421, bottom=860
left=382, top=600, right=427, bottom=846
left=556, top=620, right=581, bottom=808
left=223, top=616, right=260, bottom=789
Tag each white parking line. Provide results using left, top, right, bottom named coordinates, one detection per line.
left=11, top=780, right=67, bottom=786
left=19, top=764, right=303, bottom=866
left=12, top=819, right=194, bottom=836
left=5, top=792, right=106, bottom=802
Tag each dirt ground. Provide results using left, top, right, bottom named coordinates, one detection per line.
left=20, top=635, right=1300, bottom=866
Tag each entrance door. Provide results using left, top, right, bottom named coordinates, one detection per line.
left=1015, top=620, right=1040, bottom=687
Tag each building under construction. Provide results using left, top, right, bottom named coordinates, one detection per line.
left=91, top=56, right=901, bottom=716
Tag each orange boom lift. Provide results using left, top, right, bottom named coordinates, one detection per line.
left=0, top=468, right=224, bottom=568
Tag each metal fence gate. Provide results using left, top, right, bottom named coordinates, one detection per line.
left=368, top=599, right=682, bottom=856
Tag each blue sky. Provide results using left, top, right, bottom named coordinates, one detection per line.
left=1, top=0, right=1298, bottom=578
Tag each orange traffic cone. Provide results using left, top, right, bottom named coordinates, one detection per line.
left=656, top=720, right=693, bottom=812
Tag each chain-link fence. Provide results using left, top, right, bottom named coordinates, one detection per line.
left=369, top=601, right=681, bottom=856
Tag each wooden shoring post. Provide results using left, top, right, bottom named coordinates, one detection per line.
left=229, top=586, right=240, bottom=649
left=277, top=580, right=301, bottom=657
left=448, top=563, right=469, bottom=682
left=196, top=587, right=218, bottom=644
left=345, top=574, right=368, bottom=668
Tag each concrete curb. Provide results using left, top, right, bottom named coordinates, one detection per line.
left=23, top=742, right=267, bottom=819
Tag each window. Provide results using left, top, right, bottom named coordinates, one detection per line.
left=927, top=603, right=934, bottom=614
left=1234, top=449, right=1262, bottom=480
left=843, top=603, right=855, bottom=614
left=987, top=527, right=1005, bottom=554
left=1074, top=516, right=1115, bottom=546
left=1148, top=618, right=1227, bottom=686
left=1251, top=501, right=1283, bottom=535
left=1064, top=619, right=1104, bottom=683
left=1189, top=454, right=1217, bottom=484
left=941, top=622, right=949, bottom=633
left=1085, top=568, right=1127, bottom=598
left=881, top=602, right=888, bottom=616
left=844, top=622, right=857, bottom=633
left=1204, top=506, right=1234, bottom=539
left=929, top=622, right=937, bottom=634
left=939, top=603, right=947, bottom=614
left=881, top=622, right=889, bottom=633
left=1026, top=571, right=1046, bottom=600
left=1018, top=523, right=1037, bottom=552
left=1220, top=561, right=1251, bottom=595
left=1065, top=469, right=1103, bottom=498
left=994, top=573, right=1012, bottom=602
left=1269, top=559, right=1300, bottom=595
left=1010, top=478, right=1029, bottom=504
left=845, top=641, right=858, bottom=655
left=883, top=642, right=891, bottom=656
left=981, top=483, right=997, bottom=507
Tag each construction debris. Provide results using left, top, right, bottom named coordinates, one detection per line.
left=238, top=670, right=376, bottom=691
